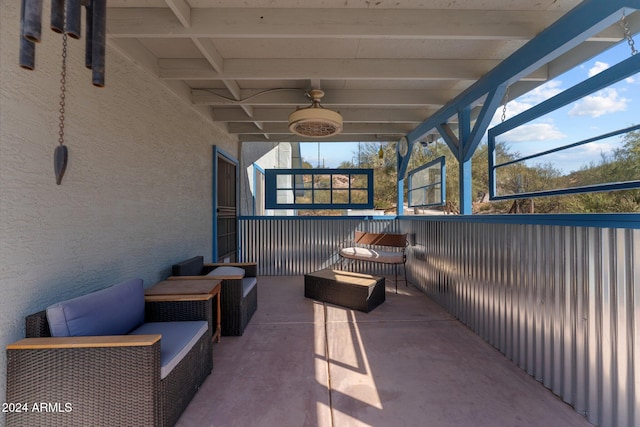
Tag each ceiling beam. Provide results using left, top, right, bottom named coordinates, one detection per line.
left=407, top=0, right=640, bottom=146
left=228, top=122, right=414, bottom=135
left=163, top=0, right=191, bottom=28
left=212, top=108, right=435, bottom=123
left=238, top=134, right=400, bottom=143
left=193, top=89, right=458, bottom=107
left=107, top=8, right=628, bottom=41
left=159, top=58, right=548, bottom=81
left=108, top=8, right=566, bottom=40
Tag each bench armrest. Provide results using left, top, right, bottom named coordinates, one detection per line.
left=7, top=334, right=160, bottom=350
left=6, top=336, right=162, bottom=426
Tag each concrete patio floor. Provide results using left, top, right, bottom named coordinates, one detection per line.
left=177, top=276, right=593, bottom=427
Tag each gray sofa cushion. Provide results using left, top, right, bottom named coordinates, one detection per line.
left=46, top=278, right=145, bottom=337
left=243, top=277, right=257, bottom=298
left=206, top=265, right=245, bottom=278
left=130, top=320, right=208, bottom=379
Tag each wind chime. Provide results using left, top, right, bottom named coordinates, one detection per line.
left=19, top=0, right=106, bottom=185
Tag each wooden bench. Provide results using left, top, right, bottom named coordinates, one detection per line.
left=339, top=230, right=408, bottom=293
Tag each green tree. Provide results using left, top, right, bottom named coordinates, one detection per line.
left=299, top=130, right=640, bottom=215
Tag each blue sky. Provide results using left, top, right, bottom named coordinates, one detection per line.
left=493, top=41, right=639, bottom=173
left=300, top=40, right=639, bottom=173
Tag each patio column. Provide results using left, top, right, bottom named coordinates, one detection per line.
left=457, top=108, right=473, bottom=215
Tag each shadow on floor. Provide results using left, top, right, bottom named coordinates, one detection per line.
left=177, top=276, right=593, bottom=427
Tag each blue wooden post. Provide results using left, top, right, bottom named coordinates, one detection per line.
left=458, top=108, right=473, bottom=214
left=397, top=178, right=404, bottom=215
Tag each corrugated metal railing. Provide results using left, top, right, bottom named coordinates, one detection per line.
left=404, top=219, right=639, bottom=427
left=239, top=216, right=401, bottom=276
left=238, top=215, right=639, bottom=427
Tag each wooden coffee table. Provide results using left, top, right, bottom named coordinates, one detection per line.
left=145, top=278, right=222, bottom=343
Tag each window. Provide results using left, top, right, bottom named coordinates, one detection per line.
left=265, top=168, right=374, bottom=210
left=488, top=52, right=640, bottom=200
left=407, top=156, right=446, bottom=208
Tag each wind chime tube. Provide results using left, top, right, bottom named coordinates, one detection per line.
left=19, top=0, right=36, bottom=69
left=85, top=0, right=93, bottom=69
left=50, top=0, right=64, bottom=33
left=22, top=0, right=43, bottom=43
left=65, top=0, right=82, bottom=39
left=91, top=0, right=106, bottom=87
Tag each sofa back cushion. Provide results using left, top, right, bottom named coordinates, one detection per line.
left=172, top=256, right=204, bottom=276
left=206, top=265, right=245, bottom=278
left=46, top=278, right=145, bottom=337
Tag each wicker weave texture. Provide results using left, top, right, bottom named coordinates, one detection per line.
left=170, top=260, right=259, bottom=337
left=160, top=328, right=212, bottom=427
left=9, top=305, right=213, bottom=426
left=145, top=299, right=214, bottom=336
left=220, top=279, right=257, bottom=336
left=304, top=270, right=385, bottom=313
left=25, top=310, right=52, bottom=338
left=7, top=345, right=160, bottom=426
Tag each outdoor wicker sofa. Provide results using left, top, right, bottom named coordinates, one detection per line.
left=6, top=278, right=213, bottom=427
left=170, top=256, right=258, bottom=336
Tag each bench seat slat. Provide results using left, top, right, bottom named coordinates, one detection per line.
left=339, top=247, right=405, bottom=264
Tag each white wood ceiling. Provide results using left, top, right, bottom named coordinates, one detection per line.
left=106, top=0, right=637, bottom=142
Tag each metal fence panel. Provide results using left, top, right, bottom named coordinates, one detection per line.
left=403, top=219, right=638, bottom=427
left=239, top=216, right=638, bottom=427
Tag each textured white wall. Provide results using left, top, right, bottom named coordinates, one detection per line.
left=240, top=142, right=296, bottom=216
left=0, top=1, right=238, bottom=410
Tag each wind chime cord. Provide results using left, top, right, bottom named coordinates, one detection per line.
left=58, top=28, right=68, bottom=146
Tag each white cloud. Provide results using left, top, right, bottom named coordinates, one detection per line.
left=490, top=99, right=537, bottom=126
left=580, top=141, right=617, bottom=156
left=501, top=122, right=566, bottom=142
left=489, top=80, right=566, bottom=126
left=520, top=80, right=564, bottom=104
left=588, top=61, right=610, bottom=77
left=568, top=88, right=629, bottom=118
left=626, top=76, right=636, bottom=84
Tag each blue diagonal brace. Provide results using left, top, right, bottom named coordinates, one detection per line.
left=462, top=84, right=507, bottom=162
left=436, top=123, right=459, bottom=157
left=406, top=0, right=639, bottom=147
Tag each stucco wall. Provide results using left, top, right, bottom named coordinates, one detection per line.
left=0, top=1, right=238, bottom=412
left=240, top=142, right=295, bottom=216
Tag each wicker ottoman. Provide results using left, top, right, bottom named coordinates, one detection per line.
left=304, top=269, right=385, bottom=313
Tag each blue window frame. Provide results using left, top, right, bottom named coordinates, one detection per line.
left=488, top=53, right=640, bottom=201
left=265, top=168, right=374, bottom=210
left=407, top=156, right=446, bottom=208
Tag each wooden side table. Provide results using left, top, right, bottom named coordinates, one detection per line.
left=145, top=279, right=222, bottom=343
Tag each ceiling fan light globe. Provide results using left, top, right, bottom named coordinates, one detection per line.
left=288, top=107, right=343, bottom=138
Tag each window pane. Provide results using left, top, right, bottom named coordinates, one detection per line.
left=295, top=191, right=312, bottom=204
left=301, top=175, right=313, bottom=189
left=351, top=189, right=368, bottom=203
left=314, top=189, right=331, bottom=203
left=350, top=174, right=368, bottom=188
left=426, top=184, right=441, bottom=205
left=410, top=189, right=426, bottom=206
left=276, top=174, right=292, bottom=188
left=277, top=189, right=293, bottom=203
left=314, top=175, right=331, bottom=189
left=332, top=189, right=350, bottom=204
left=332, top=174, right=349, bottom=188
